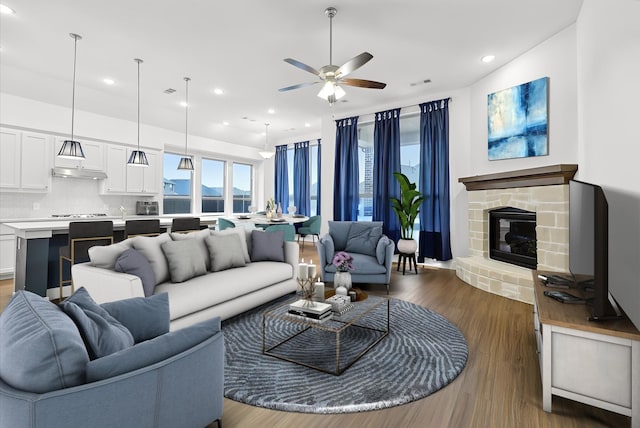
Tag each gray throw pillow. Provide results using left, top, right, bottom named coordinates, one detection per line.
left=101, top=293, right=170, bottom=343
left=345, top=222, right=383, bottom=257
left=86, top=317, right=221, bottom=383
left=88, top=241, right=133, bottom=269
left=328, top=221, right=353, bottom=250
left=132, top=233, right=172, bottom=284
left=0, top=291, right=89, bottom=393
left=205, top=233, right=247, bottom=271
left=170, top=229, right=212, bottom=270
left=161, top=239, right=208, bottom=282
left=250, top=230, right=285, bottom=262
left=211, top=228, right=251, bottom=263
left=320, top=235, right=335, bottom=265
left=376, top=235, right=392, bottom=265
left=115, top=248, right=156, bottom=297
left=60, top=287, right=134, bottom=360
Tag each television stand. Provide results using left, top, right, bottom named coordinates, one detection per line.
left=533, top=271, right=640, bottom=427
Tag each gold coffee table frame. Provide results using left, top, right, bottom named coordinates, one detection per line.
left=261, top=295, right=390, bottom=375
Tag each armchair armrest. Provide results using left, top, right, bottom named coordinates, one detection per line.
left=317, top=234, right=334, bottom=269
left=72, top=263, right=145, bottom=304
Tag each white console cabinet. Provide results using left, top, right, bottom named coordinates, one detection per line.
left=533, top=272, right=640, bottom=427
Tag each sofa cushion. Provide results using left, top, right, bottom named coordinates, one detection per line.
left=323, top=253, right=387, bottom=274
left=345, top=222, right=383, bottom=257
left=88, top=238, right=135, bottom=269
left=328, top=221, right=352, bottom=251
left=115, top=248, right=156, bottom=297
left=132, top=233, right=172, bottom=284
left=320, top=234, right=335, bottom=265
left=0, top=291, right=89, bottom=393
left=205, top=233, right=247, bottom=272
left=170, top=229, right=212, bottom=270
left=60, top=287, right=134, bottom=360
left=211, top=228, right=251, bottom=263
left=376, top=235, right=392, bottom=265
left=86, top=317, right=221, bottom=383
left=101, top=293, right=170, bottom=343
left=161, top=239, right=208, bottom=282
left=251, top=229, right=285, bottom=262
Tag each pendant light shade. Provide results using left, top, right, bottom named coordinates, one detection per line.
left=57, top=33, right=85, bottom=160
left=177, top=77, right=194, bottom=170
left=128, top=58, right=149, bottom=167
left=259, top=122, right=275, bottom=159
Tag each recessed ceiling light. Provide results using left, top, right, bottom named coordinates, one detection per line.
left=304, top=123, right=311, bottom=128
left=268, top=108, right=275, bottom=114
left=481, top=55, right=496, bottom=63
left=0, top=4, right=15, bottom=15
left=223, top=121, right=229, bottom=126
left=213, top=88, right=224, bottom=95
left=180, top=101, right=188, bottom=107
left=103, top=78, right=115, bottom=85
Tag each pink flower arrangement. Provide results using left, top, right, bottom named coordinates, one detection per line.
left=332, top=251, right=353, bottom=272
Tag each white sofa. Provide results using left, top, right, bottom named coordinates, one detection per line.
left=72, top=229, right=298, bottom=330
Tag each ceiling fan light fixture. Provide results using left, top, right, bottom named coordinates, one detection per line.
left=317, top=81, right=345, bottom=101
left=259, top=122, right=275, bottom=159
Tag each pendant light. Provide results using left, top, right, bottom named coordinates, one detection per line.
left=57, top=33, right=86, bottom=160
left=259, top=122, right=275, bottom=159
left=127, top=58, right=149, bottom=166
left=177, top=77, right=194, bottom=170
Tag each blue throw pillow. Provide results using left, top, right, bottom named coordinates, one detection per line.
left=250, top=230, right=285, bottom=262
left=115, top=248, right=156, bottom=297
left=86, top=317, right=222, bottom=382
left=101, top=293, right=170, bottom=343
left=60, top=287, right=134, bottom=360
left=0, top=291, right=89, bottom=393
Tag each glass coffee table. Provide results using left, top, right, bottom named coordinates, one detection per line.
left=261, top=294, right=390, bottom=375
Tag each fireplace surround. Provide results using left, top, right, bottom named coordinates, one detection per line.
left=456, top=165, right=577, bottom=304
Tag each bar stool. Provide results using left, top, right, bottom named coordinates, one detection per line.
left=59, top=221, right=114, bottom=299
left=125, top=219, right=162, bottom=238
left=171, top=217, right=201, bottom=233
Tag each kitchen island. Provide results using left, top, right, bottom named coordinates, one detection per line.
left=3, top=215, right=218, bottom=298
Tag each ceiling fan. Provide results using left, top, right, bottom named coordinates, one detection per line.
left=279, top=6, right=386, bottom=105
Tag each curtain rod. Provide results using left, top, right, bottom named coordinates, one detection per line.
left=337, top=96, right=452, bottom=125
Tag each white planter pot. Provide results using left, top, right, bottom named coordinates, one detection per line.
left=397, top=239, right=417, bottom=254
left=334, top=271, right=352, bottom=290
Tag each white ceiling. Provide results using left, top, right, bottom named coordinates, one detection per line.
left=0, top=0, right=584, bottom=149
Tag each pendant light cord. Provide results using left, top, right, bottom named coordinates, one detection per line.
left=184, top=77, right=190, bottom=155
left=137, top=59, right=141, bottom=150
left=70, top=34, right=81, bottom=141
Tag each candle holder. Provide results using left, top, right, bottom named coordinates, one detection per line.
left=297, top=276, right=317, bottom=307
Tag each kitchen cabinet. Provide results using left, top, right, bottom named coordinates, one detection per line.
left=0, top=224, right=16, bottom=278
left=103, top=145, right=128, bottom=193
left=0, top=128, right=51, bottom=191
left=126, top=149, right=160, bottom=194
left=102, top=145, right=161, bottom=195
left=54, top=138, right=104, bottom=171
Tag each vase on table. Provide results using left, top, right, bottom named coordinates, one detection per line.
left=334, top=270, right=352, bottom=291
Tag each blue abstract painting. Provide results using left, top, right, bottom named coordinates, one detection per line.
left=487, top=77, right=548, bottom=160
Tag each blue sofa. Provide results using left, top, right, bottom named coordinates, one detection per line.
left=317, top=221, right=395, bottom=293
left=0, top=290, right=224, bottom=428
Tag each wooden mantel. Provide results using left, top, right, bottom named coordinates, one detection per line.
left=458, top=164, right=578, bottom=191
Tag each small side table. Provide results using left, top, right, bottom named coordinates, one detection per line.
left=397, top=252, right=418, bottom=275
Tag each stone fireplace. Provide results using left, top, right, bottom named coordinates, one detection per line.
left=456, top=164, right=577, bottom=304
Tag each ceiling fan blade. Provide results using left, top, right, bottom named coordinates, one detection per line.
left=341, top=78, right=387, bottom=89
left=283, top=58, right=320, bottom=76
left=278, top=81, right=320, bottom=92
left=336, top=52, right=373, bottom=78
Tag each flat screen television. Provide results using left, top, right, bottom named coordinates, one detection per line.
left=569, top=179, right=621, bottom=320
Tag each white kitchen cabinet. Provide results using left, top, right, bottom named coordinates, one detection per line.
left=0, top=128, right=21, bottom=188
left=126, top=149, right=160, bottom=194
left=0, top=128, right=50, bottom=191
left=0, top=224, right=16, bottom=279
left=54, top=138, right=104, bottom=171
left=102, top=145, right=128, bottom=193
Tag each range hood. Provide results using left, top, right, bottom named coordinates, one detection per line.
left=51, top=167, right=108, bottom=180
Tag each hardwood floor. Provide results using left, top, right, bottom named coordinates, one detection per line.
left=0, top=243, right=629, bottom=427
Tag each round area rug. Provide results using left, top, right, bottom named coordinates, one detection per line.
left=222, top=296, right=468, bottom=414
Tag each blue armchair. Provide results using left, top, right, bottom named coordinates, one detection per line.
left=0, top=291, right=224, bottom=428
left=317, top=221, right=395, bottom=294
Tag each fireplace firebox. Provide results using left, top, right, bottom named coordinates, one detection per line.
left=489, top=207, right=537, bottom=269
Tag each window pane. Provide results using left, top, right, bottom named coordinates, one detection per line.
left=163, top=152, right=192, bottom=214
left=399, top=114, right=420, bottom=239
left=357, top=123, right=374, bottom=221
left=202, top=158, right=225, bottom=213
left=232, top=163, right=252, bottom=213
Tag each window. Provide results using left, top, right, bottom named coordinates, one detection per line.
left=232, top=162, right=252, bottom=213
left=357, top=123, right=374, bottom=221
left=202, top=158, right=225, bottom=213
left=163, top=152, right=192, bottom=214
left=310, top=143, right=320, bottom=216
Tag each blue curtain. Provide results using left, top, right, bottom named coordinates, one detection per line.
left=293, top=141, right=310, bottom=216
left=373, top=108, right=401, bottom=245
left=316, top=139, right=321, bottom=215
left=274, top=144, right=289, bottom=210
left=333, top=116, right=359, bottom=221
left=419, top=99, right=452, bottom=261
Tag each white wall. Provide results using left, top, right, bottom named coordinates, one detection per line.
left=469, top=24, right=579, bottom=175
left=576, top=0, right=640, bottom=328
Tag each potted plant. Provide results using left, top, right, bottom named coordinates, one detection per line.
left=390, top=172, right=425, bottom=254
